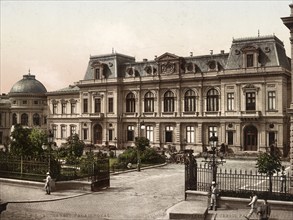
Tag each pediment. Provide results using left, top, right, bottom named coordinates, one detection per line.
left=90, top=60, right=104, bottom=68
left=241, top=44, right=259, bottom=52
left=156, top=52, right=179, bottom=61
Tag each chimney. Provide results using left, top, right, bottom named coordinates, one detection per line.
left=190, top=52, right=193, bottom=57
left=143, top=58, right=148, bottom=62
left=221, top=50, right=225, bottom=55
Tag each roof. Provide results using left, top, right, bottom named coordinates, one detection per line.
left=9, top=73, right=47, bottom=94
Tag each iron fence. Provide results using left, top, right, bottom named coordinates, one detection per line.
left=0, top=154, right=48, bottom=181
left=196, top=164, right=291, bottom=194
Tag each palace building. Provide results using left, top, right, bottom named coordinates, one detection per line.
left=0, top=35, right=291, bottom=156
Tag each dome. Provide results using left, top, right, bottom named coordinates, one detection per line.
left=9, top=73, right=47, bottom=94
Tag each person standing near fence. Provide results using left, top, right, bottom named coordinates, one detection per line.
left=245, top=191, right=258, bottom=220
left=210, top=181, right=219, bottom=211
left=45, top=172, right=52, bottom=195
left=257, top=199, right=271, bottom=220
left=280, top=166, right=286, bottom=193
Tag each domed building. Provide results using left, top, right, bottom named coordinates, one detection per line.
left=0, top=71, right=48, bottom=148
left=8, top=71, right=48, bottom=128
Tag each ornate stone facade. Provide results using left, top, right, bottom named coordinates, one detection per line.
left=0, top=37, right=291, bottom=160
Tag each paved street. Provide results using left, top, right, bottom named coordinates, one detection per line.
left=1, top=164, right=185, bottom=220
left=0, top=160, right=292, bottom=220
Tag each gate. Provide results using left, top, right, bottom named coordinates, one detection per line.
left=89, top=158, right=110, bottom=191
left=184, top=149, right=197, bottom=199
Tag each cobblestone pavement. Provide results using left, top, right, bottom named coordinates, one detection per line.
left=1, top=164, right=185, bottom=220
left=206, top=207, right=293, bottom=220
left=0, top=160, right=292, bottom=220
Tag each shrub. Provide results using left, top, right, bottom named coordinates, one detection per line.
left=117, top=148, right=137, bottom=164
left=141, top=148, right=166, bottom=164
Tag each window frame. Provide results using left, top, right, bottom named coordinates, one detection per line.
left=268, top=91, right=276, bottom=111
left=207, top=89, right=219, bottom=112
left=164, top=91, right=175, bottom=112
left=144, top=92, right=154, bottom=112
left=184, top=90, right=196, bottom=112
left=126, top=93, right=136, bottom=113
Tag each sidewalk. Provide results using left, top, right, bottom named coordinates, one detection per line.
left=0, top=179, right=91, bottom=204
left=162, top=200, right=293, bottom=220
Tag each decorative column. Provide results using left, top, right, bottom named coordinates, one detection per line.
left=282, top=3, right=293, bottom=193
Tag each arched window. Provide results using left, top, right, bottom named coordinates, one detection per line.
left=184, top=90, right=196, bottom=112
left=126, top=92, right=136, bottom=112
left=12, top=113, right=17, bottom=125
left=21, top=113, right=28, bottom=126
left=144, top=92, right=154, bottom=112
left=207, top=89, right=219, bottom=111
left=33, top=113, right=40, bottom=126
left=164, top=91, right=174, bottom=112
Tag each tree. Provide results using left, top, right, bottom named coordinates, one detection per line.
left=10, top=124, right=32, bottom=157
left=65, top=134, right=85, bottom=164
left=29, top=127, right=47, bottom=156
left=256, top=152, right=282, bottom=193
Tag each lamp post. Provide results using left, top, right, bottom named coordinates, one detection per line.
left=114, top=137, right=117, bottom=157
left=42, top=130, right=54, bottom=172
left=137, top=120, right=145, bottom=172
left=202, top=135, right=225, bottom=183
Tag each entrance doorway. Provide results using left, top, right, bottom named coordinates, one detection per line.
left=93, top=124, right=102, bottom=144
left=244, top=125, right=257, bottom=151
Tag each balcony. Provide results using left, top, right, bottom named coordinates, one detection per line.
left=240, top=110, right=261, bottom=121
left=81, top=112, right=104, bottom=119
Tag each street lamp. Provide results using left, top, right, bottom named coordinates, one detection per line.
left=202, top=135, right=225, bottom=183
left=42, top=130, right=54, bottom=172
left=113, top=137, right=117, bottom=157
left=137, top=120, right=145, bottom=172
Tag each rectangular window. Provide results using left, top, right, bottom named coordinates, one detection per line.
left=186, top=126, right=194, bottom=143
left=127, top=125, right=134, bottom=141
left=268, top=91, right=276, bottom=110
left=165, top=126, right=173, bottom=142
left=70, top=126, right=76, bottom=136
left=52, top=126, right=57, bottom=139
left=95, top=98, right=101, bottom=113
left=268, top=132, right=275, bottom=146
left=22, top=100, right=28, bottom=105
left=61, top=126, right=66, bottom=139
left=109, top=129, right=113, bottom=141
left=247, top=54, right=254, bottom=67
left=246, top=92, right=256, bottom=111
left=53, top=103, right=57, bottom=114
left=146, top=126, right=154, bottom=142
left=227, top=93, right=234, bottom=111
left=71, top=103, right=76, bottom=114
left=83, top=99, right=88, bottom=113
left=108, top=98, right=113, bottom=113
left=95, top=68, right=100, bottom=79
left=34, top=100, right=39, bottom=105
left=228, top=131, right=233, bottom=145
left=83, top=129, right=88, bottom=140
left=208, top=126, right=217, bottom=139
left=61, top=103, right=66, bottom=114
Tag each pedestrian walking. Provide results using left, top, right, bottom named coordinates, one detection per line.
left=244, top=191, right=258, bottom=220
left=210, top=181, right=219, bottom=211
left=44, top=172, right=52, bottom=195
left=257, top=199, right=271, bottom=220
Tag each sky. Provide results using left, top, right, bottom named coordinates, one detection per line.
left=0, top=0, right=292, bottom=94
